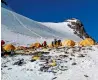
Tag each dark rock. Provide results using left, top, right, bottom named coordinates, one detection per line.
left=66, top=18, right=95, bottom=41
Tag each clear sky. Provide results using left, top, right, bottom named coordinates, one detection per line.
left=5, top=0, right=98, bottom=41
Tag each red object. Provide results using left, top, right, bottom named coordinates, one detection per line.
left=1, top=40, right=5, bottom=46
left=43, top=41, right=47, bottom=46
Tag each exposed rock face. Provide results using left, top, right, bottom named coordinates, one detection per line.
left=66, top=18, right=95, bottom=41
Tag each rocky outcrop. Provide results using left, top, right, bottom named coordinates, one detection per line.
left=66, top=18, right=95, bottom=41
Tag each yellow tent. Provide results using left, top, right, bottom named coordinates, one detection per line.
left=79, top=38, right=95, bottom=46
left=62, top=39, right=75, bottom=47
left=4, top=44, right=15, bottom=52
left=30, top=42, right=42, bottom=48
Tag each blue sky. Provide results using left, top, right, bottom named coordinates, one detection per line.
left=4, top=0, right=98, bottom=41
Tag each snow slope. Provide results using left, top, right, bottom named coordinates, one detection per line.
left=1, top=7, right=82, bottom=46
left=1, top=45, right=98, bottom=80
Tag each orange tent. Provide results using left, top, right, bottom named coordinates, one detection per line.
left=30, top=42, right=42, bottom=48
left=3, top=44, right=15, bottom=52
left=62, top=39, right=75, bottom=47
left=79, top=38, right=95, bottom=47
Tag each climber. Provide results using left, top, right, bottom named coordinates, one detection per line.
left=54, top=39, right=57, bottom=46
left=1, top=40, right=5, bottom=57
left=58, top=39, right=62, bottom=46
left=42, top=41, right=47, bottom=48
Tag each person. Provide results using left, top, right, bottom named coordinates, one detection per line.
left=54, top=39, right=57, bottom=45
left=58, top=40, right=61, bottom=46
left=43, top=41, right=47, bottom=48
left=52, top=41, right=54, bottom=47
left=1, top=40, right=5, bottom=57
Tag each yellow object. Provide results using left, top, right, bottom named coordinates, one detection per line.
left=49, top=60, right=56, bottom=67
left=79, top=38, right=95, bottom=47
left=16, top=46, right=26, bottom=50
left=30, top=42, right=41, bottom=48
left=48, top=44, right=53, bottom=48
left=32, top=56, right=40, bottom=60
left=4, top=44, right=15, bottom=52
left=62, top=40, right=75, bottom=47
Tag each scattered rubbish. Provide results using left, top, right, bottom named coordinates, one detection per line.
left=13, top=59, right=25, bottom=66
left=78, top=54, right=85, bottom=57
left=8, top=68, right=12, bottom=70
left=58, top=65, right=68, bottom=71
left=30, top=59, right=36, bottom=62
left=72, top=62, right=77, bottom=65
left=84, top=75, right=89, bottom=77
left=40, top=66, right=50, bottom=72
left=49, top=60, right=57, bottom=67
left=70, top=58, right=72, bottom=60
left=52, top=77, right=57, bottom=80
left=3, top=65, right=8, bottom=68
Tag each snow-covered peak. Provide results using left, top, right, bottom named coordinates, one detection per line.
left=66, top=18, right=78, bottom=23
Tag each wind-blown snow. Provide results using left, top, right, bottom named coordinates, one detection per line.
left=1, top=7, right=82, bottom=46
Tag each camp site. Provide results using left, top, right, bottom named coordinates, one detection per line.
left=1, top=0, right=98, bottom=80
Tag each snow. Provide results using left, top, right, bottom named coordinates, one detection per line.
left=1, top=7, right=82, bottom=46
left=1, top=24, right=54, bottom=46
left=1, top=46, right=98, bottom=80
left=40, top=22, right=82, bottom=41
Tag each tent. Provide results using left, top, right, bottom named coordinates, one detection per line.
left=62, top=40, right=75, bottom=47
left=3, top=44, right=15, bottom=52
left=79, top=38, right=95, bottom=46
left=30, top=42, right=42, bottom=48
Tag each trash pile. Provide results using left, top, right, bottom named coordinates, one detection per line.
left=2, top=44, right=98, bottom=80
